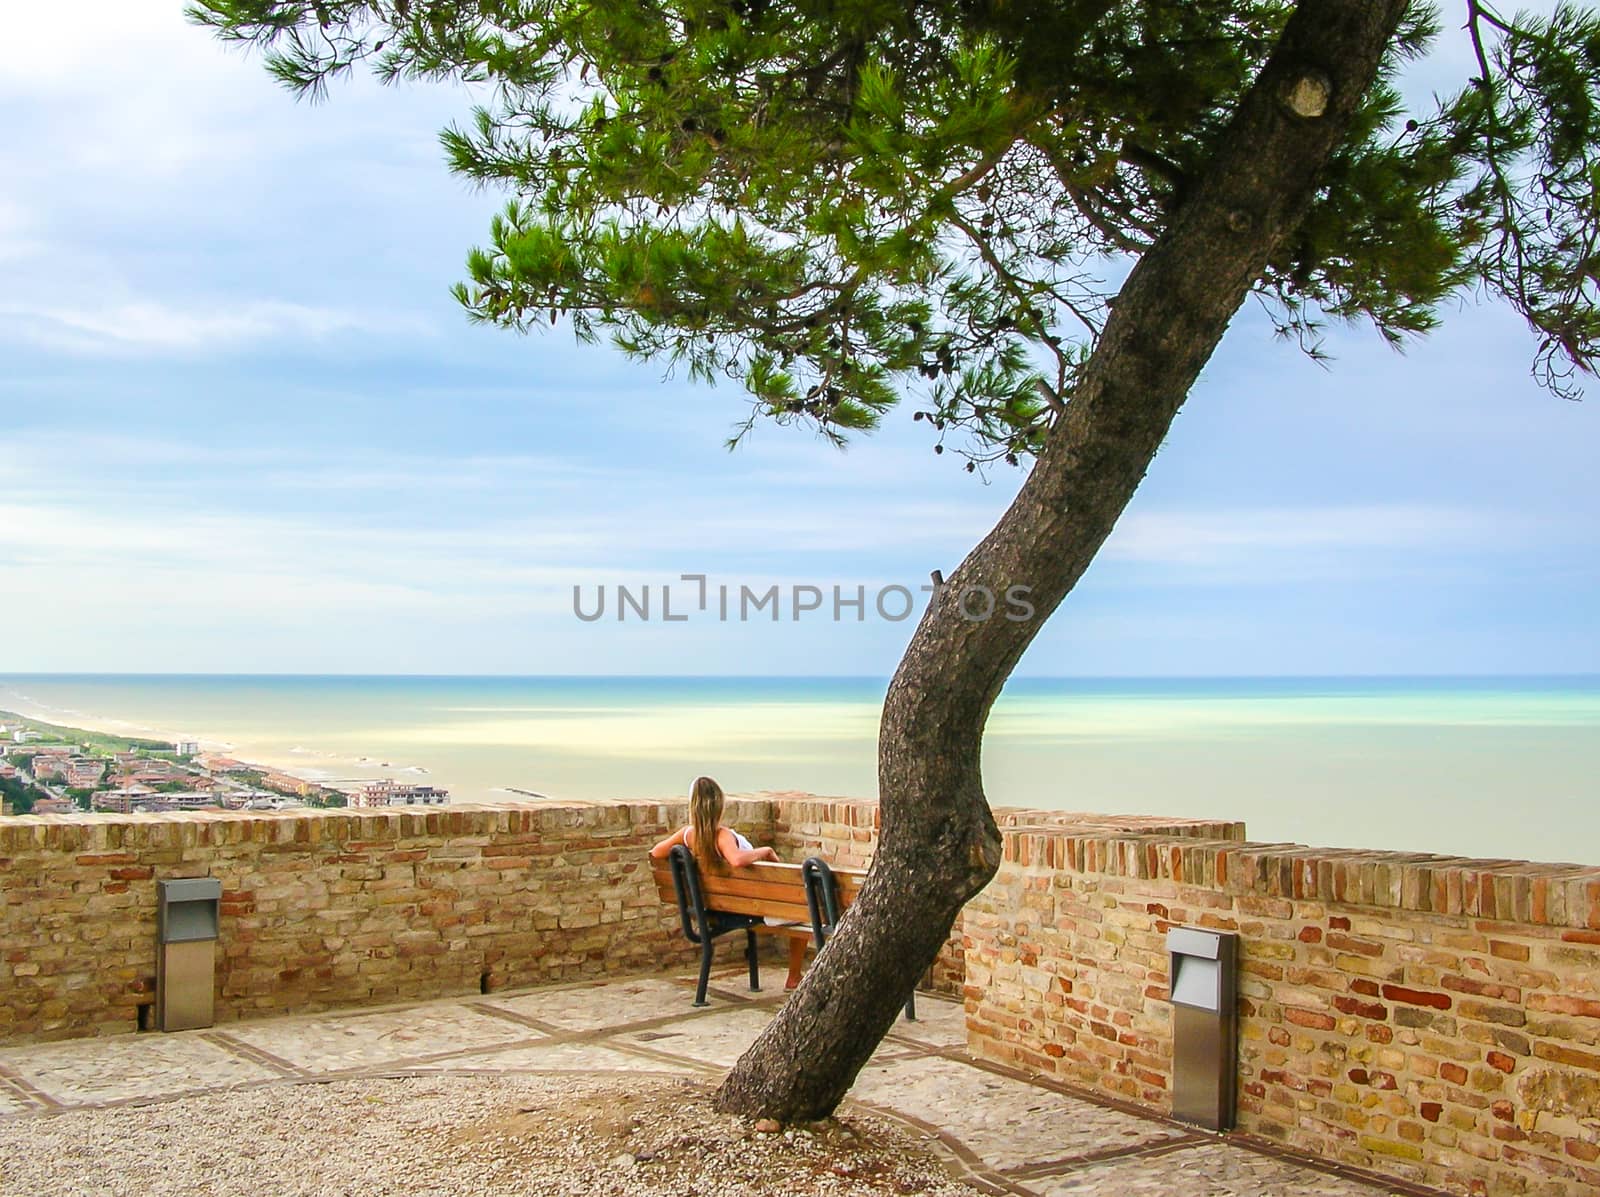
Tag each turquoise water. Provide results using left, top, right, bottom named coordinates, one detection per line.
left=0, top=674, right=1595, bottom=864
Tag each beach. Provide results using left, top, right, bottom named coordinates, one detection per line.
left=1, top=674, right=1595, bottom=864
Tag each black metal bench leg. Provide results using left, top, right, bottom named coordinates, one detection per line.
left=694, top=938, right=714, bottom=1007
left=745, top=927, right=760, bottom=991
left=904, top=989, right=916, bottom=1021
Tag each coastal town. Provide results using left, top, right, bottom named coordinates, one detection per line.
left=0, top=713, right=447, bottom=817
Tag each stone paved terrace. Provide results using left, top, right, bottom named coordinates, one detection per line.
left=0, top=969, right=1437, bottom=1196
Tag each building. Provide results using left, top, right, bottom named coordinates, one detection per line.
left=260, top=771, right=320, bottom=798
left=350, top=780, right=449, bottom=808
left=65, top=760, right=107, bottom=788
left=197, top=755, right=250, bottom=773
left=92, top=786, right=157, bottom=814
left=164, top=793, right=224, bottom=811
left=30, top=797, right=78, bottom=815
left=242, top=795, right=301, bottom=811
left=174, top=740, right=200, bottom=756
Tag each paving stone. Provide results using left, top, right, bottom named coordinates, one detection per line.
left=0, top=972, right=1403, bottom=1196
left=0, top=1085, right=35, bottom=1116
left=612, top=1006, right=778, bottom=1065
left=1, top=1034, right=277, bottom=1107
left=868, top=1038, right=922, bottom=1062
left=885, top=995, right=968, bottom=1050
left=486, top=976, right=702, bottom=1031
left=225, top=1003, right=535, bottom=1073
left=848, top=1056, right=1189, bottom=1171
left=1030, top=1140, right=1391, bottom=1196
left=412, top=1040, right=698, bottom=1075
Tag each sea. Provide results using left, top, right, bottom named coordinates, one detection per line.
left=0, top=674, right=1595, bottom=866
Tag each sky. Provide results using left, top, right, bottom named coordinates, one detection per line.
left=0, top=1, right=1595, bottom=677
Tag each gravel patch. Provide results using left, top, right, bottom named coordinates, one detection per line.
left=0, top=1073, right=987, bottom=1196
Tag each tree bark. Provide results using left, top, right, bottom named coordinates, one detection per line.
left=716, top=0, right=1411, bottom=1122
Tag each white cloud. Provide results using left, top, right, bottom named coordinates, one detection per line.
left=0, top=2, right=221, bottom=90
left=0, top=298, right=432, bottom=355
left=0, top=0, right=463, bottom=361
left=1105, top=505, right=1524, bottom=569
left=0, top=198, right=43, bottom=265
left=0, top=424, right=1004, bottom=561
left=0, top=3, right=286, bottom=184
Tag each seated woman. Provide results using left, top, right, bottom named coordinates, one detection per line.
left=649, top=775, right=778, bottom=867
left=650, top=775, right=805, bottom=987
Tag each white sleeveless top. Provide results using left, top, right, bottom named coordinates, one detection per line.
left=686, top=827, right=753, bottom=853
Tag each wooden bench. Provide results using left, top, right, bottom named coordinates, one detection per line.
left=651, top=844, right=914, bottom=1020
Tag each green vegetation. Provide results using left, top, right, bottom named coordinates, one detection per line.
left=0, top=710, right=173, bottom=756
left=0, top=774, right=41, bottom=815
left=198, top=0, right=1600, bottom=455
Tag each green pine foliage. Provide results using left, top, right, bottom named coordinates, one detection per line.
left=191, top=0, right=1600, bottom=460
left=0, top=774, right=39, bottom=815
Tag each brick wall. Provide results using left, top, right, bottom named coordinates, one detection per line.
left=768, top=797, right=1243, bottom=997
left=769, top=792, right=880, bottom=867
left=962, top=828, right=1600, bottom=1197
left=10, top=793, right=1592, bottom=1195
left=0, top=795, right=1237, bottom=1041
left=0, top=798, right=774, bottom=1043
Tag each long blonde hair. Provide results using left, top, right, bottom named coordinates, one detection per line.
left=689, top=776, right=726, bottom=868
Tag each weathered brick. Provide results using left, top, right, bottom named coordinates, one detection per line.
left=1493, top=1028, right=1533, bottom=1056
left=1528, top=993, right=1600, bottom=1019
left=1442, top=973, right=1522, bottom=1002
left=1286, top=1007, right=1338, bottom=1031
left=1459, top=999, right=1527, bottom=1027
left=1359, top=1135, right=1424, bottom=1162
left=1334, top=995, right=1389, bottom=1021
left=1329, top=933, right=1386, bottom=958
left=1533, top=1042, right=1600, bottom=1073
left=1382, top=984, right=1452, bottom=1011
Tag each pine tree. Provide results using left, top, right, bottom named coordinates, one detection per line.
left=193, top=0, right=1600, bottom=1120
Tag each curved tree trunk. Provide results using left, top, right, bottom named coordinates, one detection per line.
left=717, top=0, right=1411, bottom=1122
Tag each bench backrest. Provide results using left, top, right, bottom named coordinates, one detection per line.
left=649, top=853, right=864, bottom=925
